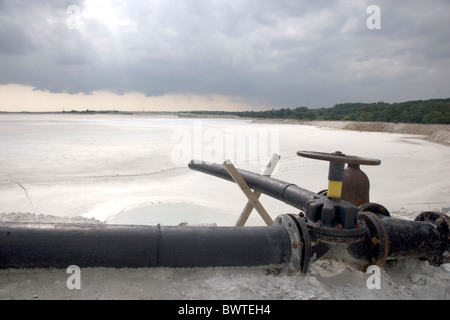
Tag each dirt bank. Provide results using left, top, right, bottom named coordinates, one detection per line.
left=315, top=121, right=450, bottom=146
left=250, top=119, right=450, bottom=146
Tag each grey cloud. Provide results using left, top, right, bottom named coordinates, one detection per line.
left=0, top=0, right=449, bottom=108
left=0, top=21, right=36, bottom=54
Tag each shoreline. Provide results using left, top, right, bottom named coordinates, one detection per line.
left=248, top=118, right=450, bottom=146
left=2, top=112, right=449, bottom=146
left=175, top=113, right=450, bottom=146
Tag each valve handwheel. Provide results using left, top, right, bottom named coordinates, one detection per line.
left=297, top=150, right=381, bottom=200
left=296, top=150, right=381, bottom=166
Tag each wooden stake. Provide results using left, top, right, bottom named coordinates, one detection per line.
left=223, top=154, right=280, bottom=226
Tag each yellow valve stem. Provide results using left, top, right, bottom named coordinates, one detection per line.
left=327, top=180, right=343, bottom=199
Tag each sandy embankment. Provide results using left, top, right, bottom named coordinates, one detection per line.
left=249, top=118, right=450, bottom=146
left=312, top=121, right=450, bottom=146
left=180, top=114, right=450, bottom=146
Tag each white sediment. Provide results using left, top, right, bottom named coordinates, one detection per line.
left=0, top=113, right=448, bottom=300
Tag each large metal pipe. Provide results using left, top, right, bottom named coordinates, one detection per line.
left=188, top=160, right=316, bottom=212
left=0, top=211, right=448, bottom=270
left=188, top=161, right=450, bottom=268
left=0, top=222, right=292, bottom=269
left=358, top=211, right=450, bottom=265
left=382, top=218, right=445, bottom=260
left=189, top=160, right=359, bottom=229
left=1, top=161, right=448, bottom=271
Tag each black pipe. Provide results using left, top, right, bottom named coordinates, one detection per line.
left=0, top=222, right=292, bottom=269
left=1, top=212, right=448, bottom=270
left=189, top=160, right=360, bottom=229
left=188, top=160, right=316, bottom=212
left=159, top=225, right=291, bottom=268
left=188, top=160, right=449, bottom=267
left=1, top=162, right=448, bottom=271
left=0, top=223, right=159, bottom=268
left=383, top=218, right=444, bottom=260
left=357, top=211, right=449, bottom=266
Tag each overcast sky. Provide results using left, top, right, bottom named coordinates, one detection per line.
left=0, top=0, right=449, bottom=112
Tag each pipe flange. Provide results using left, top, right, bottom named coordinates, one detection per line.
left=274, top=214, right=309, bottom=274
left=358, top=202, right=391, bottom=218
left=414, top=211, right=449, bottom=227
left=288, top=214, right=311, bottom=274
left=358, top=211, right=389, bottom=266
left=414, top=211, right=450, bottom=265
left=357, top=203, right=390, bottom=266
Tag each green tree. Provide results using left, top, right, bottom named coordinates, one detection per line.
left=357, top=112, right=375, bottom=121
left=422, top=111, right=445, bottom=124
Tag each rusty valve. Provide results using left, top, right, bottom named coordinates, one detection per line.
left=297, top=150, right=381, bottom=206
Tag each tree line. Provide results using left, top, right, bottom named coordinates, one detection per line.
left=190, top=98, right=450, bottom=124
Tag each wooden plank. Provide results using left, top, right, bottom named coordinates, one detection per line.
left=223, top=157, right=279, bottom=226
left=234, top=154, right=280, bottom=226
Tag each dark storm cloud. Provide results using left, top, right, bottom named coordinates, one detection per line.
left=0, top=0, right=449, bottom=108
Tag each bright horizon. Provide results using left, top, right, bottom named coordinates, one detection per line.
left=2, top=83, right=448, bottom=113
left=1, top=1, right=449, bottom=112
left=0, top=84, right=263, bottom=112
